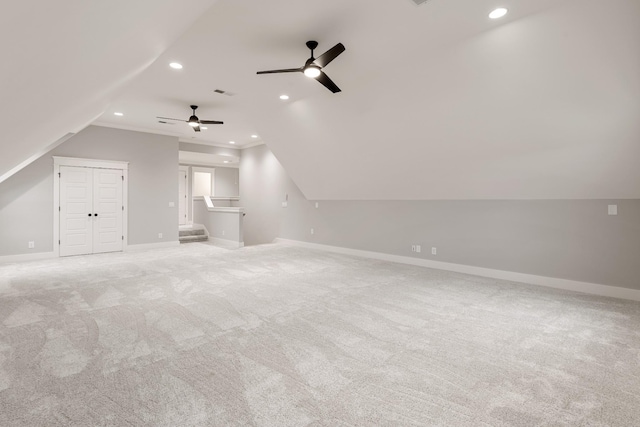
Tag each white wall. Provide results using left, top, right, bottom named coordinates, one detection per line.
left=0, top=155, right=53, bottom=256
left=193, top=200, right=243, bottom=243
left=240, top=145, right=288, bottom=246
left=214, top=167, right=239, bottom=198
left=240, top=144, right=640, bottom=291
left=0, top=126, right=179, bottom=256
left=178, top=142, right=240, bottom=158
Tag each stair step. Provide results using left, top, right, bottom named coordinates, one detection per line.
left=179, top=235, right=208, bottom=243
left=179, top=229, right=206, bottom=237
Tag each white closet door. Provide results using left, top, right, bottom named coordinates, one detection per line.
left=179, top=170, right=187, bottom=225
left=93, top=168, right=123, bottom=254
left=60, top=166, right=93, bottom=256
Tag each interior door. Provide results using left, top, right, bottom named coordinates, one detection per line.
left=60, top=166, right=93, bottom=256
left=179, top=169, right=187, bottom=225
left=93, top=168, right=123, bottom=254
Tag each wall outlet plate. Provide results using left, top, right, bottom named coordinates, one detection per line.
left=310, top=228, right=315, bottom=235
left=282, top=201, right=288, bottom=208
left=431, top=247, right=437, bottom=255
left=158, top=233, right=163, bottom=239
left=28, top=241, right=35, bottom=249
left=608, top=205, right=618, bottom=215
left=169, top=202, right=175, bottom=207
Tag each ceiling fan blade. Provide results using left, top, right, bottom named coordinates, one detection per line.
left=257, top=68, right=302, bottom=75
left=193, top=125, right=201, bottom=132
left=316, top=71, right=341, bottom=93
left=313, top=43, right=345, bottom=68
left=156, top=116, right=186, bottom=122
left=199, top=120, right=224, bottom=125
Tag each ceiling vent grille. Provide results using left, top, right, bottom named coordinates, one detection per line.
left=409, top=0, right=429, bottom=5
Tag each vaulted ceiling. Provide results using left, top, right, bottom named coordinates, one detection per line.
left=0, top=0, right=218, bottom=181
left=2, top=0, right=639, bottom=199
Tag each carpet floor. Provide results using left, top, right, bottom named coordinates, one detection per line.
left=0, top=242, right=639, bottom=426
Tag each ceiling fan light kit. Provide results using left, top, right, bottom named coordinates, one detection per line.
left=156, top=105, right=223, bottom=132
left=157, top=40, right=345, bottom=138
left=304, top=65, right=321, bottom=78
left=257, top=40, right=346, bottom=93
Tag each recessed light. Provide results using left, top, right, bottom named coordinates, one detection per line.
left=201, top=127, right=208, bottom=130
left=229, top=141, right=236, bottom=145
left=279, top=95, right=289, bottom=100
left=169, top=62, right=183, bottom=69
left=251, top=134, right=258, bottom=139
left=489, top=8, right=508, bottom=19
left=114, top=112, right=123, bottom=116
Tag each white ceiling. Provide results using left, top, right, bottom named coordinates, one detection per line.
left=3, top=0, right=639, bottom=199
left=0, top=0, right=218, bottom=182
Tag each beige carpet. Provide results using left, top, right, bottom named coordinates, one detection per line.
left=0, top=242, right=639, bottom=426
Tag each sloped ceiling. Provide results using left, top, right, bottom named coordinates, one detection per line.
left=243, top=0, right=639, bottom=200
left=0, top=0, right=218, bottom=182
left=3, top=0, right=639, bottom=200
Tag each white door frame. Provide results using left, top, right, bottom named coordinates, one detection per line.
left=178, top=165, right=190, bottom=225
left=53, top=156, right=129, bottom=258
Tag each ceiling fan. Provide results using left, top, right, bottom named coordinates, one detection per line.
left=156, top=105, right=223, bottom=132
left=257, top=41, right=345, bottom=93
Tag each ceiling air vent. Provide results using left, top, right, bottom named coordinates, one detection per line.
left=213, top=89, right=235, bottom=96
left=409, top=0, right=429, bottom=5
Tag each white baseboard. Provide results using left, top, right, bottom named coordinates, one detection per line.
left=275, top=238, right=640, bottom=302
left=211, top=237, right=244, bottom=249
left=0, top=251, right=56, bottom=264
left=126, top=241, right=180, bottom=251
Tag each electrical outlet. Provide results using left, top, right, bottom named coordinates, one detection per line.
left=411, top=245, right=416, bottom=252
left=315, top=202, right=319, bottom=208
left=416, top=245, right=421, bottom=253
left=608, top=205, right=618, bottom=215
left=222, top=230, right=225, bottom=236
left=158, top=233, right=163, bottom=239
left=310, top=228, right=315, bottom=235
left=432, top=247, right=437, bottom=255
left=169, top=202, right=175, bottom=208
left=28, top=241, right=35, bottom=249
left=282, top=201, right=288, bottom=208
